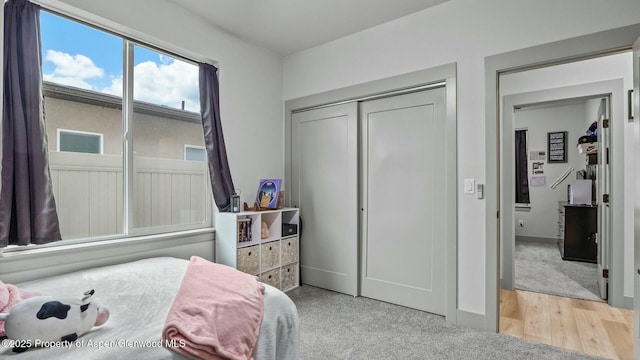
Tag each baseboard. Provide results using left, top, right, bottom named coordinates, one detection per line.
left=500, top=278, right=512, bottom=290
left=622, top=296, right=633, bottom=310
left=515, top=235, right=558, bottom=244
left=456, top=309, right=489, bottom=331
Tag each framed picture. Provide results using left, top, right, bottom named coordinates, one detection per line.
left=547, top=131, right=567, bottom=163
left=532, top=161, right=544, bottom=174
left=256, top=179, right=282, bottom=209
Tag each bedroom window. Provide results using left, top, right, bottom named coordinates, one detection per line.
left=39, top=10, right=211, bottom=242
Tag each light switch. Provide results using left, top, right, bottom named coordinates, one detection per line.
left=464, top=179, right=475, bottom=194
left=477, top=184, right=484, bottom=199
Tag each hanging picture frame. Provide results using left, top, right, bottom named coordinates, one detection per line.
left=547, top=131, right=567, bottom=163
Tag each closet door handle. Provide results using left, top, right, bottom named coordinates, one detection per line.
left=629, top=89, right=634, bottom=120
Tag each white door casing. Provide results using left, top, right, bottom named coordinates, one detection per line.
left=632, top=34, right=640, bottom=360
left=359, top=87, right=447, bottom=315
left=597, top=97, right=611, bottom=300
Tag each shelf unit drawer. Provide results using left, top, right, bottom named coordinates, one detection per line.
left=260, top=241, right=280, bottom=270
left=237, top=245, right=260, bottom=275
left=281, top=237, right=298, bottom=265
left=259, top=268, right=280, bottom=289
left=281, top=263, right=298, bottom=291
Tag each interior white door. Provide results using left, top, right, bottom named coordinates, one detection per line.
left=291, top=103, right=358, bottom=296
left=632, top=34, right=640, bottom=360
left=597, top=97, right=611, bottom=300
left=359, top=87, right=447, bottom=315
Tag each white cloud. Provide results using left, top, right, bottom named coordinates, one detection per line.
left=101, top=75, right=123, bottom=97
left=158, top=54, right=172, bottom=65
left=42, top=74, right=94, bottom=90
left=44, top=50, right=200, bottom=112
left=44, top=50, right=104, bottom=81
left=131, top=58, right=200, bottom=112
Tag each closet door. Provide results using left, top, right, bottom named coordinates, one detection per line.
left=291, top=103, right=358, bottom=296
left=360, top=87, right=447, bottom=315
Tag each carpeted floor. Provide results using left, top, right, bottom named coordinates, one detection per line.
left=287, top=285, right=601, bottom=360
left=514, top=238, right=600, bottom=301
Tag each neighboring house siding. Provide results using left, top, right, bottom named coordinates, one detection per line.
left=44, top=95, right=204, bottom=159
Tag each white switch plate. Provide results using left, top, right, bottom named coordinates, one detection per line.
left=464, top=179, right=475, bottom=194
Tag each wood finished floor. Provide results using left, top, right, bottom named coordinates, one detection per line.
left=500, top=289, right=634, bottom=360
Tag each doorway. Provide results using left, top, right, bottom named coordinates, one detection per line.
left=505, top=96, right=607, bottom=303
left=494, top=51, right=634, bottom=358
left=497, top=52, right=633, bottom=308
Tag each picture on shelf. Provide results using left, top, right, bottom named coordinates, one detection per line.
left=256, top=179, right=282, bottom=208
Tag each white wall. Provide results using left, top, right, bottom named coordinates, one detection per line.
left=52, top=0, right=284, bottom=206
left=501, top=52, right=634, bottom=299
left=513, top=102, right=587, bottom=240
left=283, top=0, right=640, bottom=315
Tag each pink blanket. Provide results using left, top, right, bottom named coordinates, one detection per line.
left=162, top=256, right=265, bottom=360
left=0, top=281, right=38, bottom=337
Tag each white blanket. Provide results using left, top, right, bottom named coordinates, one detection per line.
left=0, top=257, right=299, bottom=360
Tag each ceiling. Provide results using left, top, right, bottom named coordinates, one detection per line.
left=167, top=0, right=451, bottom=56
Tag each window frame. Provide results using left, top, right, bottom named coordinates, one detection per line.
left=56, top=128, right=104, bottom=155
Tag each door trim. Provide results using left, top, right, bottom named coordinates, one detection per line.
left=485, top=23, right=640, bottom=332
left=284, top=63, right=458, bottom=324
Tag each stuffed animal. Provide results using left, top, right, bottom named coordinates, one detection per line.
left=0, top=280, right=39, bottom=337
left=0, top=289, right=109, bottom=353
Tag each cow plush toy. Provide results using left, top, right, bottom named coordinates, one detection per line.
left=0, top=289, right=109, bottom=353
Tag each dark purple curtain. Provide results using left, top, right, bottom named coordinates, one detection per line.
left=514, top=130, right=530, bottom=204
left=199, top=63, right=235, bottom=212
left=0, top=0, right=61, bottom=247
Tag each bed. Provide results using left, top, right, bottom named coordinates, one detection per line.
left=0, top=257, right=300, bottom=359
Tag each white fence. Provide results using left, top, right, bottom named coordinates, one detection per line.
left=49, top=152, right=210, bottom=239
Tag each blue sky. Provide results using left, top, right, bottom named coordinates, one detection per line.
left=40, top=11, right=200, bottom=112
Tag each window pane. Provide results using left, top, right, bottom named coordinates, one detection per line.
left=132, top=45, right=208, bottom=229
left=59, top=130, right=102, bottom=154
left=515, top=129, right=530, bottom=204
left=185, top=146, right=206, bottom=162
left=41, top=11, right=124, bottom=240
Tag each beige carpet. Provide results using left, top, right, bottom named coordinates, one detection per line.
left=514, top=238, right=600, bottom=301
left=287, top=285, right=600, bottom=360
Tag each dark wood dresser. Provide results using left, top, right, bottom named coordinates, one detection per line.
left=560, top=204, right=597, bottom=263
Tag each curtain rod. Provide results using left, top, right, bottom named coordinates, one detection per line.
left=291, top=81, right=447, bottom=114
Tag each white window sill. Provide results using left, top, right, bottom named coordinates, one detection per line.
left=0, top=227, right=215, bottom=260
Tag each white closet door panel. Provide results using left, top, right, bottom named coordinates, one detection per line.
left=291, top=103, right=358, bottom=296
left=360, top=87, right=446, bottom=314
